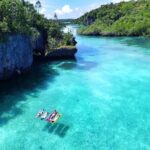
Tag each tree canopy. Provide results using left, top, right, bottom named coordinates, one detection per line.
left=0, top=0, right=75, bottom=50
left=76, top=0, right=150, bottom=37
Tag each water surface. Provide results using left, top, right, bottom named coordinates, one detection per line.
left=0, top=26, right=150, bottom=150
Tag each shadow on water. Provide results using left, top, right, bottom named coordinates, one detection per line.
left=43, top=122, right=70, bottom=138
left=54, top=56, right=98, bottom=72
left=0, top=61, right=59, bottom=127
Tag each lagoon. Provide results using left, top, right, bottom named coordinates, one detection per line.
left=0, top=26, right=150, bottom=150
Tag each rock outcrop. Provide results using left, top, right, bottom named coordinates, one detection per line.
left=0, top=32, right=77, bottom=80
left=32, top=30, right=47, bottom=56
left=85, top=16, right=95, bottom=25
left=0, top=35, right=33, bottom=80
left=46, top=47, right=77, bottom=59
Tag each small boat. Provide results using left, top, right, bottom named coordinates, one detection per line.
left=46, top=110, right=61, bottom=124
left=46, top=110, right=57, bottom=122
left=50, top=113, right=61, bottom=124
left=35, top=109, right=44, bottom=118
left=41, top=112, right=49, bottom=120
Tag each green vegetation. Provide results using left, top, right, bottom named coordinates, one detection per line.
left=0, top=0, right=75, bottom=51
left=76, top=0, right=150, bottom=37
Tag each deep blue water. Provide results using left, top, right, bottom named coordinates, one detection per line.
left=0, top=26, right=150, bottom=150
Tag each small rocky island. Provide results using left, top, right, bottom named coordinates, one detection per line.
left=46, top=46, right=77, bottom=59
left=0, top=0, right=77, bottom=80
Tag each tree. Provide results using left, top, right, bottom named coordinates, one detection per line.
left=76, top=0, right=150, bottom=37
left=35, top=0, right=42, bottom=13
left=54, top=13, right=58, bottom=20
left=21, top=0, right=25, bottom=5
left=0, top=0, right=75, bottom=47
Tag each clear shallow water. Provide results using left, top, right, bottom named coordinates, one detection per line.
left=0, top=26, right=150, bottom=150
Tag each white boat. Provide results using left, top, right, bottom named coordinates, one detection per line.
left=46, top=110, right=61, bottom=124
left=41, top=112, right=48, bottom=120
left=50, top=113, right=61, bottom=124
left=35, top=109, right=44, bottom=118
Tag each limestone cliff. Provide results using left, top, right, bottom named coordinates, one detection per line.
left=0, top=33, right=77, bottom=80
left=32, top=30, right=47, bottom=56
left=46, top=47, right=77, bottom=59
left=0, top=35, right=33, bottom=80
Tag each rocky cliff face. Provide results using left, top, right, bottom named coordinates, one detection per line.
left=0, top=35, right=33, bottom=80
left=0, top=32, right=77, bottom=80
left=32, top=30, right=47, bottom=55
left=85, top=16, right=95, bottom=25
left=46, top=47, right=77, bottom=59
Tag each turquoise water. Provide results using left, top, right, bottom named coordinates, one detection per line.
left=0, top=26, right=150, bottom=150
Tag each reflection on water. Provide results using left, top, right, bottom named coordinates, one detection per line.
left=120, top=37, right=150, bottom=49
left=92, top=36, right=150, bottom=50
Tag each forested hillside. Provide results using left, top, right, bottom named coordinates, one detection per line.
left=0, top=0, right=77, bottom=80
left=0, top=0, right=74, bottom=50
left=76, top=0, right=150, bottom=37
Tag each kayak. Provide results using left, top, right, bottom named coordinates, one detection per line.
left=50, top=114, right=61, bottom=124
left=46, top=110, right=57, bottom=122
left=35, top=110, right=44, bottom=118
left=35, top=109, right=61, bottom=124
left=41, top=112, right=49, bottom=120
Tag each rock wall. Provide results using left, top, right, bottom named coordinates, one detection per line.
left=0, top=35, right=33, bottom=80
left=0, top=32, right=77, bottom=80
left=46, top=47, right=77, bottom=59
left=32, top=30, right=47, bottom=55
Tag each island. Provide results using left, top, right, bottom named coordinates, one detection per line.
left=75, top=0, right=150, bottom=37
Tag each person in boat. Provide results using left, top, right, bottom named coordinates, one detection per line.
left=46, top=110, right=58, bottom=122
left=35, top=109, right=44, bottom=118
left=40, top=109, right=44, bottom=114
left=41, top=111, right=48, bottom=120
left=50, top=110, right=57, bottom=119
left=50, top=113, right=61, bottom=124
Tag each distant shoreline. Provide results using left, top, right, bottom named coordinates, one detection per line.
left=75, top=0, right=150, bottom=37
